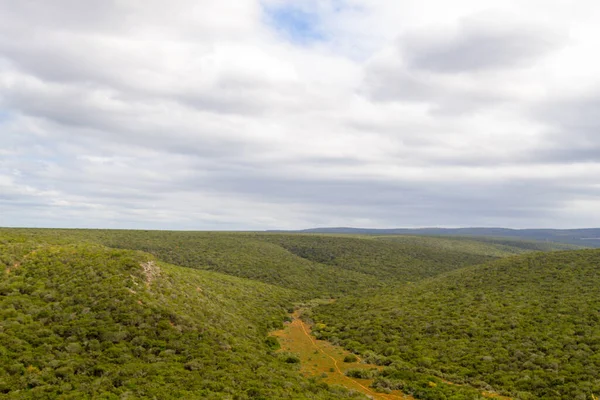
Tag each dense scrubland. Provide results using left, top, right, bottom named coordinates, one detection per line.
left=0, top=234, right=366, bottom=399
left=0, top=228, right=597, bottom=399
left=313, top=250, right=600, bottom=399
left=289, top=227, right=600, bottom=248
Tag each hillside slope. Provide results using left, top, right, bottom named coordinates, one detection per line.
left=374, top=235, right=579, bottom=256
left=0, top=229, right=593, bottom=399
left=95, top=231, right=384, bottom=296
left=282, top=227, right=600, bottom=248
left=253, top=234, right=544, bottom=282
left=312, top=250, right=600, bottom=399
left=0, top=230, right=384, bottom=296
left=0, top=239, right=364, bottom=399
left=1, top=229, right=577, bottom=295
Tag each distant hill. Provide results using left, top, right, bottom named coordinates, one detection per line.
left=269, top=227, right=600, bottom=248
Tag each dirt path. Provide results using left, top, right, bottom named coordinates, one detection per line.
left=272, top=309, right=413, bottom=400
left=272, top=307, right=511, bottom=400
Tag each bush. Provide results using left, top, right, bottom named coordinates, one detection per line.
left=344, top=354, right=358, bottom=363
left=285, top=355, right=300, bottom=364
left=345, top=368, right=376, bottom=379
left=265, top=336, right=280, bottom=350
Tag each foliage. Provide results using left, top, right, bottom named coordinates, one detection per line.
left=253, top=234, right=508, bottom=282
left=61, top=230, right=383, bottom=296
left=0, top=237, right=365, bottom=399
left=313, top=250, right=600, bottom=399
left=1, top=228, right=594, bottom=399
left=343, top=355, right=358, bottom=363
left=370, top=368, right=488, bottom=400
left=1, top=229, right=567, bottom=293
left=374, top=235, right=578, bottom=256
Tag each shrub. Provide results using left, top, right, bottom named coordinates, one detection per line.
left=344, top=354, right=358, bottom=363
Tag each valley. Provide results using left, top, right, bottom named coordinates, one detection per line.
left=0, top=228, right=598, bottom=399
left=272, top=304, right=412, bottom=400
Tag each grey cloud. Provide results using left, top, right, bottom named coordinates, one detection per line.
left=0, top=41, right=120, bottom=87
left=0, top=45, right=275, bottom=118
left=0, top=2, right=277, bottom=121
left=1, top=84, right=119, bottom=131
left=2, top=125, right=598, bottom=229
left=531, top=146, right=600, bottom=164
left=0, top=1, right=126, bottom=33
left=186, top=166, right=588, bottom=217
left=363, top=67, right=435, bottom=102
left=361, top=17, right=562, bottom=112
left=313, top=177, right=598, bottom=228
left=362, top=63, right=507, bottom=113
left=0, top=82, right=266, bottom=161
left=179, top=90, right=270, bottom=115
left=537, top=94, right=600, bottom=137
left=402, top=20, right=562, bottom=73
left=531, top=93, right=600, bottom=163
left=1, top=1, right=599, bottom=230
left=361, top=51, right=510, bottom=114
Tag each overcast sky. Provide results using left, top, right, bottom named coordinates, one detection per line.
left=1, top=0, right=600, bottom=230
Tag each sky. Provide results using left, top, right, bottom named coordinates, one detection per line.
left=1, top=0, right=600, bottom=230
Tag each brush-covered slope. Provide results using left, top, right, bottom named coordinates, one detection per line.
left=289, top=227, right=600, bottom=248
left=0, top=239, right=364, bottom=399
left=94, top=230, right=554, bottom=288
left=312, top=250, right=600, bottom=400
left=2, top=229, right=573, bottom=293
left=91, top=231, right=382, bottom=296
left=254, top=234, right=518, bottom=282
left=374, top=235, right=579, bottom=256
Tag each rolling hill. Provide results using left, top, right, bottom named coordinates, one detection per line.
left=274, top=227, right=600, bottom=248
left=0, top=236, right=365, bottom=399
left=312, top=249, right=600, bottom=399
left=1, top=228, right=596, bottom=399
left=5, top=229, right=556, bottom=294
left=253, top=234, right=510, bottom=282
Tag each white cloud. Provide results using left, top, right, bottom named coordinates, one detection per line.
left=1, top=0, right=600, bottom=229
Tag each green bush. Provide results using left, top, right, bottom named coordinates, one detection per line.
left=343, top=354, right=358, bottom=363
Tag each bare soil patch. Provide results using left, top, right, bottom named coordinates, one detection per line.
left=272, top=307, right=511, bottom=400
left=272, top=309, right=413, bottom=400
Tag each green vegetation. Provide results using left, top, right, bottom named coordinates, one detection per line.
left=374, top=235, right=579, bottom=256
left=313, top=250, right=600, bottom=399
left=291, top=227, right=600, bottom=248
left=96, top=231, right=383, bottom=296
left=0, top=235, right=364, bottom=399
left=0, top=228, right=596, bottom=399
left=254, top=234, right=502, bottom=282
left=0, top=229, right=573, bottom=292
left=343, top=355, right=358, bottom=363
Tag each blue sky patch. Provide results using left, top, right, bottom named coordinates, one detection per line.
left=263, top=4, right=325, bottom=44
left=0, top=110, right=12, bottom=124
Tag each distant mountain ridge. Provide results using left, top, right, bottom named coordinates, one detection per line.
left=267, top=227, right=600, bottom=248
